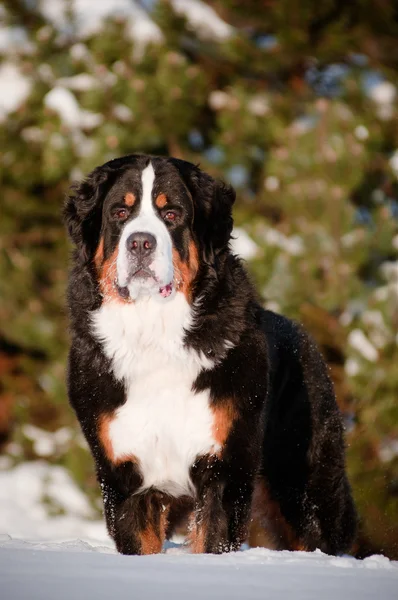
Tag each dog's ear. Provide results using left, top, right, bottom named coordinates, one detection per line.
left=169, top=158, right=235, bottom=262
left=64, top=166, right=112, bottom=264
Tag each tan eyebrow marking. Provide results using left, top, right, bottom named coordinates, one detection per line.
left=155, top=193, right=167, bottom=209
left=125, top=192, right=136, bottom=207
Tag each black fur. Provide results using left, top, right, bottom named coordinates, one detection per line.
left=64, top=154, right=357, bottom=555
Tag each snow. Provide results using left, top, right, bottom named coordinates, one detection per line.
left=263, top=227, right=304, bottom=256
left=1, top=464, right=398, bottom=599
left=381, top=261, right=398, bottom=283
left=345, top=357, right=360, bottom=377
left=290, top=115, right=318, bottom=135
left=22, top=425, right=73, bottom=458
left=380, top=261, right=398, bottom=304
left=208, top=89, right=231, bottom=110
left=1, top=540, right=397, bottom=600
left=44, top=86, right=103, bottom=129
left=0, top=62, right=31, bottom=121
left=113, top=103, right=134, bottom=122
left=39, top=0, right=163, bottom=44
left=264, top=175, right=280, bottom=192
left=379, top=438, right=398, bottom=463
left=367, top=81, right=396, bottom=105
left=0, top=462, right=111, bottom=546
left=38, top=0, right=232, bottom=46
left=57, top=74, right=100, bottom=91
left=341, top=229, right=365, bottom=248
left=231, top=228, right=259, bottom=260
left=0, top=24, right=34, bottom=54
left=390, top=150, right=398, bottom=178
left=362, top=310, right=390, bottom=348
left=248, top=94, right=269, bottom=117
left=367, top=81, right=396, bottom=120
left=170, top=0, right=233, bottom=41
left=70, top=42, right=91, bottom=61
left=348, top=329, right=378, bottom=362
left=355, top=125, right=369, bottom=141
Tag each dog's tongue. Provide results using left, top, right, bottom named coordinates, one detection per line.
left=159, top=283, right=173, bottom=298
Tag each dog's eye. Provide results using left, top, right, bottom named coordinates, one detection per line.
left=113, top=208, right=128, bottom=221
left=164, top=211, right=176, bottom=222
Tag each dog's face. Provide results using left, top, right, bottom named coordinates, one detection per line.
left=64, top=155, right=235, bottom=303
left=93, top=159, right=195, bottom=301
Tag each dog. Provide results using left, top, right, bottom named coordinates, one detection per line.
left=64, top=154, right=357, bottom=555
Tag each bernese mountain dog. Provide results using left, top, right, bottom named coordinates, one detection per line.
left=64, top=154, right=357, bottom=555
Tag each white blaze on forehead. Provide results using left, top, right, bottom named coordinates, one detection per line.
left=116, top=161, right=174, bottom=296
left=140, top=162, right=156, bottom=217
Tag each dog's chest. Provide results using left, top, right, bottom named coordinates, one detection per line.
left=91, top=295, right=218, bottom=497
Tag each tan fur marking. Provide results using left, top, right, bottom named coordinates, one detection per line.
left=94, top=237, right=104, bottom=270
left=188, top=240, right=199, bottom=280
left=211, top=399, right=237, bottom=449
left=140, top=525, right=163, bottom=555
left=125, top=192, right=136, bottom=207
left=188, top=514, right=207, bottom=554
left=97, top=246, right=124, bottom=302
left=140, top=499, right=169, bottom=555
left=172, top=240, right=199, bottom=302
left=155, top=193, right=167, bottom=208
left=249, top=479, right=307, bottom=551
left=98, top=413, right=137, bottom=466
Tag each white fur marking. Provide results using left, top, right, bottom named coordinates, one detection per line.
left=141, top=162, right=156, bottom=217
left=91, top=293, right=217, bottom=497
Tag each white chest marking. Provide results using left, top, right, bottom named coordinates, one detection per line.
left=91, top=293, right=218, bottom=497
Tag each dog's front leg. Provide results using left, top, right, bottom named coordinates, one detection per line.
left=103, top=486, right=169, bottom=555
left=188, top=453, right=254, bottom=554
left=188, top=484, right=229, bottom=554
left=222, top=476, right=254, bottom=551
left=188, top=476, right=254, bottom=553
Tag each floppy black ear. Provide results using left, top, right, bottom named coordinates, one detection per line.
left=168, top=158, right=235, bottom=261
left=64, top=166, right=111, bottom=264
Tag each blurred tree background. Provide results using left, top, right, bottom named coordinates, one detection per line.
left=0, top=0, right=397, bottom=557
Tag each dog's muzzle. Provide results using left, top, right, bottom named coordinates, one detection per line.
left=116, top=227, right=174, bottom=300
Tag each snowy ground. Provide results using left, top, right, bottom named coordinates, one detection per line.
left=1, top=538, right=398, bottom=600
left=1, top=462, right=398, bottom=600
left=0, top=461, right=113, bottom=546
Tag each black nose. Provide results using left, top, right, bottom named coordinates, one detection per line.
left=126, top=232, right=157, bottom=258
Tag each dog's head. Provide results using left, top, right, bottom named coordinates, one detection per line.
left=64, top=155, right=235, bottom=303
